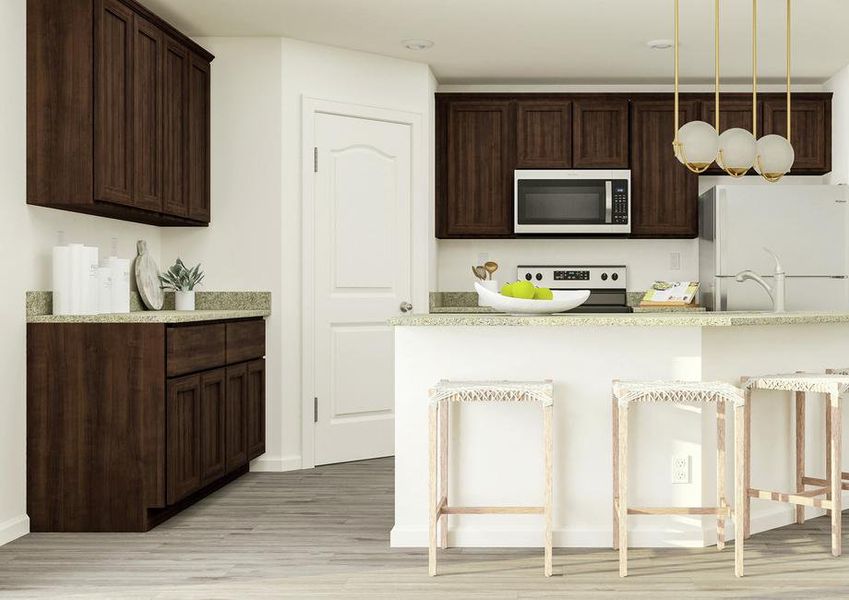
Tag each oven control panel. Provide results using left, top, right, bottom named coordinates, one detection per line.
left=517, top=265, right=627, bottom=290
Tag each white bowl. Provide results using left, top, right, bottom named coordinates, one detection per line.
left=475, top=282, right=590, bottom=315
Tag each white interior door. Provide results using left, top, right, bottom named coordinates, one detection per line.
left=313, top=111, right=412, bottom=465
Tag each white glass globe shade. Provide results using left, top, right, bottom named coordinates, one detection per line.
left=675, top=120, right=719, bottom=170
left=717, top=128, right=757, bottom=176
left=755, top=134, right=795, bottom=180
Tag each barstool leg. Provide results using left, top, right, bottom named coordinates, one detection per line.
left=826, top=396, right=833, bottom=506
left=543, top=404, right=553, bottom=577
left=439, top=399, right=449, bottom=550
left=734, top=403, right=746, bottom=577
left=428, top=402, right=438, bottom=576
left=795, top=391, right=806, bottom=525
left=612, top=394, right=619, bottom=551
left=743, top=392, right=752, bottom=539
left=716, top=400, right=726, bottom=551
left=830, top=392, right=842, bottom=557
left=618, top=403, right=629, bottom=577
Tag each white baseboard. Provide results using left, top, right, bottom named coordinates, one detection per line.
left=0, top=514, right=29, bottom=547
left=250, top=454, right=303, bottom=472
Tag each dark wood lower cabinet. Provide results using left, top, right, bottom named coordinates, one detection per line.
left=28, top=318, right=266, bottom=532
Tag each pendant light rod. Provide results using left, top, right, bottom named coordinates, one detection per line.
left=673, top=0, right=680, bottom=142
left=787, top=0, right=791, bottom=140
left=715, top=0, right=720, bottom=130
left=752, top=0, right=757, bottom=138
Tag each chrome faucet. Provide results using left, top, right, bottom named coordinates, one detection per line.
left=734, top=248, right=786, bottom=313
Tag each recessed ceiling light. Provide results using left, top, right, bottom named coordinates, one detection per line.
left=402, top=39, right=434, bottom=51
left=647, top=39, right=674, bottom=50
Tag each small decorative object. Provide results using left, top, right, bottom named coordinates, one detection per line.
left=640, top=281, right=700, bottom=307
left=472, top=265, right=488, bottom=281
left=159, top=258, right=204, bottom=311
left=134, top=240, right=164, bottom=311
left=477, top=279, right=500, bottom=306
left=475, top=282, right=589, bottom=315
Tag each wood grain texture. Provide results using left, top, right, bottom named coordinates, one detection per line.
left=27, top=323, right=166, bottom=532
left=734, top=403, right=745, bottom=577
left=8, top=458, right=849, bottom=597
left=133, top=13, right=164, bottom=212
left=166, top=323, right=226, bottom=377
left=572, top=98, right=629, bottom=168
left=716, top=400, right=726, bottom=550
left=225, top=363, right=249, bottom=471
left=700, top=93, right=761, bottom=176
left=187, top=52, right=211, bottom=222
left=246, top=359, right=266, bottom=461
left=762, top=94, right=831, bottom=174
left=795, top=391, right=806, bottom=525
left=226, top=320, right=266, bottom=364
left=199, top=368, right=227, bottom=484
left=516, top=100, right=572, bottom=168
left=166, top=373, right=202, bottom=504
left=162, top=36, right=189, bottom=218
left=830, top=394, right=842, bottom=557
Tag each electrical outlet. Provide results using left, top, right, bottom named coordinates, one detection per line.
left=670, top=252, right=681, bottom=271
left=477, top=252, right=489, bottom=267
left=672, top=454, right=690, bottom=484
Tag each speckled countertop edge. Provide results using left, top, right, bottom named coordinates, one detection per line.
left=389, top=311, right=849, bottom=328
left=27, top=291, right=271, bottom=323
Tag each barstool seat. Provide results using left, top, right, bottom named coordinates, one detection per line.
left=428, top=379, right=553, bottom=577
left=612, top=380, right=746, bottom=577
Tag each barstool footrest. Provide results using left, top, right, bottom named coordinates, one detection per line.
left=625, top=506, right=730, bottom=516
left=748, top=487, right=834, bottom=509
left=802, top=476, right=849, bottom=491
left=440, top=506, right=545, bottom=515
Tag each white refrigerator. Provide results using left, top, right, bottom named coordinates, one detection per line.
left=699, top=185, right=849, bottom=311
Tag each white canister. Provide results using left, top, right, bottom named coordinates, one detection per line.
left=477, top=280, right=499, bottom=306
left=107, top=257, right=131, bottom=313
left=175, top=290, right=195, bottom=311
left=52, top=246, right=71, bottom=315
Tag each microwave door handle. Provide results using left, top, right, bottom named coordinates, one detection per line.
left=604, top=181, right=613, bottom=223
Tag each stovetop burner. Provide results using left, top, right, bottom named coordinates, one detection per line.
left=517, top=264, right=631, bottom=313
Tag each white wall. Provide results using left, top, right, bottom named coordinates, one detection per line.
left=280, top=38, right=435, bottom=467
left=826, top=63, right=849, bottom=185
left=160, top=37, right=286, bottom=469
left=0, top=0, right=163, bottom=546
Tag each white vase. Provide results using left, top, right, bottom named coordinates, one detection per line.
left=175, top=290, right=195, bottom=311
left=477, top=279, right=499, bottom=306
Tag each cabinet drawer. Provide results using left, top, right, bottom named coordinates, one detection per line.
left=167, top=324, right=226, bottom=377
left=226, top=320, right=265, bottom=364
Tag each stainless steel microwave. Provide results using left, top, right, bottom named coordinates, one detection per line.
left=514, top=170, right=631, bottom=234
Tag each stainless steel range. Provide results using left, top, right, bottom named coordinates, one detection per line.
left=516, top=265, right=632, bottom=313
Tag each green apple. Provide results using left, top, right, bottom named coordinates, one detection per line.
left=500, top=282, right=515, bottom=297
left=512, top=280, right=536, bottom=299
left=534, top=287, right=553, bottom=300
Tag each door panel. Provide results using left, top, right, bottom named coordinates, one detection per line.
left=133, top=15, right=163, bottom=211
left=762, top=96, right=831, bottom=174
left=187, top=54, right=211, bottom=222
left=166, top=374, right=201, bottom=504
left=247, top=359, right=266, bottom=460
left=199, top=369, right=226, bottom=484
left=163, top=38, right=188, bottom=217
left=313, top=111, right=412, bottom=464
left=94, top=0, right=134, bottom=206
left=516, top=101, right=572, bottom=168
left=572, top=98, right=628, bottom=168
left=225, top=363, right=248, bottom=471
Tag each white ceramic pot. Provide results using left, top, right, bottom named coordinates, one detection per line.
left=477, top=280, right=499, bottom=306
left=175, top=290, right=196, bottom=311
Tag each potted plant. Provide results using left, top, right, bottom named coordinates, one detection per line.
left=159, top=258, right=204, bottom=311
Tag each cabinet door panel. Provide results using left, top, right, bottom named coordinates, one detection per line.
left=572, top=98, right=629, bottom=168
left=630, top=96, right=699, bottom=238
left=225, top=364, right=249, bottom=471
left=700, top=95, right=760, bottom=175
left=133, top=15, right=164, bottom=211
left=247, top=359, right=266, bottom=461
left=516, top=101, right=572, bottom=168
left=94, top=0, right=134, bottom=206
left=437, top=99, right=514, bottom=238
left=199, top=369, right=226, bottom=484
left=166, top=374, right=201, bottom=504
left=187, top=54, right=211, bottom=222
left=762, top=96, right=831, bottom=174
left=163, top=38, right=188, bottom=217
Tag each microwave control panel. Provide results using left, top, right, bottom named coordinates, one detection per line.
left=611, top=180, right=629, bottom=224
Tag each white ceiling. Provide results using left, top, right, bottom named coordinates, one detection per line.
left=141, top=0, right=849, bottom=85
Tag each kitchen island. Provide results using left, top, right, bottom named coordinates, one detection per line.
left=390, top=311, right=849, bottom=549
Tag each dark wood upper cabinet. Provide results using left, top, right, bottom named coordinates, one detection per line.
left=572, top=98, right=629, bottom=168
left=187, top=54, right=212, bottom=222
left=699, top=94, right=761, bottom=176
left=133, top=15, right=164, bottom=212
left=94, top=0, right=134, bottom=207
left=630, top=96, right=700, bottom=238
left=436, top=97, right=515, bottom=238
left=762, top=94, right=831, bottom=174
left=225, top=363, right=249, bottom=471
left=516, top=100, right=572, bottom=168
left=27, top=0, right=214, bottom=226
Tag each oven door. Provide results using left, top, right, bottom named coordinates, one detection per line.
left=514, top=170, right=630, bottom=234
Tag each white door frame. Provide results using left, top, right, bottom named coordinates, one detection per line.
left=301, top=96, right=426, bottom=469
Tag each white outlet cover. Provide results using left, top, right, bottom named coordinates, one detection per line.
left=670, top=252, right=681, bottom=271
left=672, top=454, right=690, bottom=484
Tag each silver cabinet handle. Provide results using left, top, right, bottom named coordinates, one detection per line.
left=400, top=302, right=413, bottom=313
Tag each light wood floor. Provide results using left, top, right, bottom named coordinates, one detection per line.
left=2, top=458, right=849, bottom=599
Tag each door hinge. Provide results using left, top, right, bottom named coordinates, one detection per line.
left=314, top=397, right=318, bottom=423
left=313, top=147, right=318, bottom=173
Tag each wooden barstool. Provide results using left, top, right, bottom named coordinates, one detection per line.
left=612, top=380, right=746, bottom=577
left=740, top=373, right=849, bottom=562
left=428, top=380, right=554, bottom=577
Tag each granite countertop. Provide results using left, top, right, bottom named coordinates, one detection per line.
left=429, top=291, right=707, bottom=314
left=389, top=311, right=849, bottom=328
left=27, top=291, right=270, bottom=324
